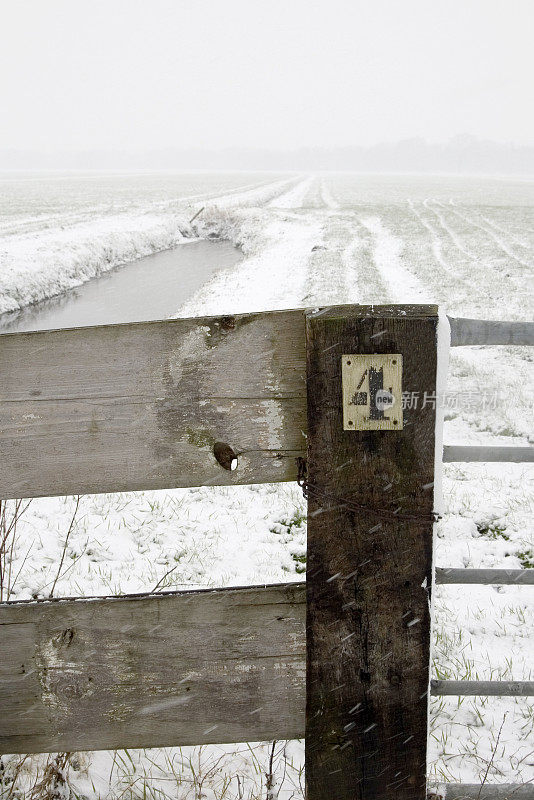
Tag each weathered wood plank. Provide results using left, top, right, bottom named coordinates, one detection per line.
left=3, top=578, right=530, bottom=755
left=0, top=310, right=307, bottom=499
left=449, top=317, right=534, bottom=346
left=304, top=304, right=438, bottom=800
left=435, top=568, right=534, bottom=585
left=431, top=680, right=534, bottom=696
left=0, top=582, right=305, bottom=754
left=3, top=309, right=532, bottom=500
left=443, top=446, right=534, bottom=463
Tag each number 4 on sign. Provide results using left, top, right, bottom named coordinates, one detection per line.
left=342, top=354, right=403, bottom=430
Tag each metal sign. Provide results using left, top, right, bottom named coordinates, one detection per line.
left=342, top=354, right=403, bottom=430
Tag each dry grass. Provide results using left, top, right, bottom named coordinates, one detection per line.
left=0, top=501, right=75, bottom=800
left=0, top=499, right=32, bottom=601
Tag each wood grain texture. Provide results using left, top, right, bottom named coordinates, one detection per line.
left=2, top=309, right=530, bottom=500
left=0, top=582, right=305, bottom=754
left=449, top=317, right=534, bottom=346
left=304, top=304, right=438, bottom=800
left=2, top=576, right=528, bottom=755
left=0, top=310, right=306, bottom=499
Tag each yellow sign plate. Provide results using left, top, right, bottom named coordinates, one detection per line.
left=342, top=354, right=403, bottom=431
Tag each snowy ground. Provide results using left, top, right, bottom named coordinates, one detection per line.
left=0, top=172, right=533, bottom=798
left=0, top=172, right=296, bottom=313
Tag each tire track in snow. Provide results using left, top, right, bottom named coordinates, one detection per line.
left=303, top=177, right=329, bottom=208
left=319, top=178, right=340, bottom=210
left=423, top=199, right=477, bottom=261
left=204, top=175, right=303, bottom=210
left=447, top=200, right=532, bottom=251
left=172, top=176, right=294, bottom=209
left=407, top=200, right=493, bottom=307
left=301, top=208, right=391, bottom=306
left=349, top=218, right=389, bottom=303
left=359, top=215, right=431, bottom=303
left=439, top=201, right=534, bottom=271
left=302, top=214, right=361, bottom=305
left=408, top=201, right=476, bottom=283
left=267, top=175, right=316, bottom=208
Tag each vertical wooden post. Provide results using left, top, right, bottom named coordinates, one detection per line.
left=305, top=304, right=439, bottom=800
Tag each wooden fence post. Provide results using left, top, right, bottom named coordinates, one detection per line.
left=305, top=304, right=439, bottom=800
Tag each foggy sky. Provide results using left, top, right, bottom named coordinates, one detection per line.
left=1, top=0, right=532, bottom=156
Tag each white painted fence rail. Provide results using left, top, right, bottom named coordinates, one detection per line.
left=435, top=568, right=534, bottom=585
left=435, top=784, right=534, bottom=799
left=431, top=681, right=534, bottom=697
left=443, top=446, right=534, bottom=463
left=449, top=317, right=534, bottom=346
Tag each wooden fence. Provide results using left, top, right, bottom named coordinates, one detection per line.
left=0, top=304, right=533, bottom=800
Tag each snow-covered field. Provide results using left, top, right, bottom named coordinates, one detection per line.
left=0, top=172, right=300, bottom=313
left=0, top=172, right=533, bottom=798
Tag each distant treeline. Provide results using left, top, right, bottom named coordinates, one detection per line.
left=2, top=135, right=533, bottom=175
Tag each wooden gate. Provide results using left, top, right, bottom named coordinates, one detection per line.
left=1, top=304, right=533, bottom=799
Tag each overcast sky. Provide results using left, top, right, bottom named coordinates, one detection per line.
left=1, top=0, right=532, bottom=154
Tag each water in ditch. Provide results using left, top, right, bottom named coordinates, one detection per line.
left=0, top=239, right=241, bottom=333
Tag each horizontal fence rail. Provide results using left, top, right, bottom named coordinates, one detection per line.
left=1, top=305, right=533, bottom=798
left=2, top=575, right=531, bottom=753
left=0, top=582, right=305, bottom=754
left=443, top=446, right=534, bottom=463
left=436, top=568, right=534, bottom=585
left=0, top=310, right=307, bottom=499
left=1, top=308, right=532, bottom=500
left=431, top=681, right=534, bottom=697
left=435, top=784, right=534, bottom=799
left=449, top=317, right=534, bottom=347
